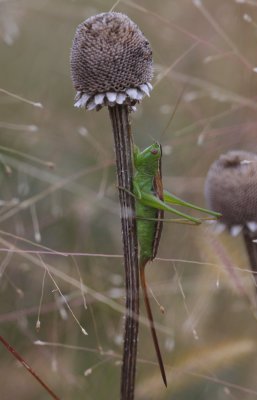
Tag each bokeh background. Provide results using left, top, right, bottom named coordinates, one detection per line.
left=1, top=0, right=257, bottom=399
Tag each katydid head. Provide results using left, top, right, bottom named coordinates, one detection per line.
left=134, top=142, right=162, bottom=173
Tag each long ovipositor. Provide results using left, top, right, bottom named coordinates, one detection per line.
left=133, top=142, right=221, bottom=387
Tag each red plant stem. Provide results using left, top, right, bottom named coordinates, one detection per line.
left=0, top=335, right=60, bottom=400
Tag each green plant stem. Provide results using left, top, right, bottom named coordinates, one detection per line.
left=108, top=105, right=139, bottom=400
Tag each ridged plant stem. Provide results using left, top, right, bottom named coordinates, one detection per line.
left=108, top=105, right=139, bottom=400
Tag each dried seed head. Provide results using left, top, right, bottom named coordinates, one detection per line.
left=205, top=150, right=257, bottom=231
left=70, top=12, right=153, bottom=110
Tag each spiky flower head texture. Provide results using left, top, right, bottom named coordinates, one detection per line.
left=70, top=12, right=153, bottom=111
left=205, top=150, right=257, bottom=233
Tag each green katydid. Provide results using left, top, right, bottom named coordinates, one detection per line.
left=133, top=142, right=221, bottom=387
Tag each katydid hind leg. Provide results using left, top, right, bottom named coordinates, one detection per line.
left=163, top=190, right=221, bottom=217
left=140, top=191, right=201, bottom=224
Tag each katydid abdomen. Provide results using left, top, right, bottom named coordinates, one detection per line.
left=137, top=220, right=167, bottom=387
left=136, top=190, right=163, bottom=262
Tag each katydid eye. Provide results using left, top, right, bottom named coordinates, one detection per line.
left=151, top=149, right=158, bottom=155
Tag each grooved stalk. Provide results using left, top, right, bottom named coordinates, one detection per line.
left=108, top=105, right=139, bottom=400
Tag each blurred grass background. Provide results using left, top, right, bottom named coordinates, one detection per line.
left=1, top=0, right=257, bottom=399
